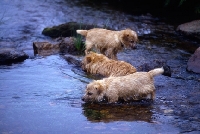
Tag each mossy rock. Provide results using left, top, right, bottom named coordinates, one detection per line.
left=42, top=22, right=101, bottom=38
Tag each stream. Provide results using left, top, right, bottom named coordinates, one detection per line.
left=0, top=0, right=200, bottom=134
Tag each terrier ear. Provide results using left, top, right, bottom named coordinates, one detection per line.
left=86, top=56, right=92, bottom=64
left=95, top=84, right=103, bottom=95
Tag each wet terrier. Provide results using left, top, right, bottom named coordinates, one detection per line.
left=81, top=51, right=137, bottom=77
left=77, top=28, right=138, bottom=60
left=82, top=66, right=171, bottom=103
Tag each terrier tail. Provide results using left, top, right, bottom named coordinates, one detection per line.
left=148, top=65, right=171, bottom=77
left=76, top=30, right=88, bottom=36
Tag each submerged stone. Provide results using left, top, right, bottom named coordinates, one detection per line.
left=0, top=48, right=29, bottom=65
left=63, top=54, right=82, bottom=67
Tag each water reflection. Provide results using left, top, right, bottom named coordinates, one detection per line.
left=82, top=102, right=153, bottom=123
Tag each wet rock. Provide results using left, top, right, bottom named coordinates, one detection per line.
left=62, top=54, right=82, bottom=67
left=0, top=48, right=28, bottom=65
left=33, top=42, right=59, bottom=56
left=42, top=22, right=102, bottom=38
left=137, top=59, right=167, bottom=72
left=33, top=37, right=84, bottom=56
left=177, top=20, right=200, bottom=40
left=59, top=37, right=84, bottom=55
left=187, top=47, right=200, bottom=73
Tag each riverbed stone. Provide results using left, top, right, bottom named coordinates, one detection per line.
left=137, top=59, right=167, bottom=72
left=33, top=37, right=84, bottom=56
left=0, top=48, right=29, bottom=65
left=177, top=20, right=200, bottom=40
left=187, top=47, right=200, bottom=73
left=42, top=22, right=102, bottom=38
left=63, top=54, right=82, bottom=67
left=59, top=37, right=84, bottom=55
left=33, top=42, right=60, bottom=56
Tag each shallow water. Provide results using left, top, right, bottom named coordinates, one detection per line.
left=0, top=56, right=180, bottom=134
left=0, top=0, right=200, bottom=133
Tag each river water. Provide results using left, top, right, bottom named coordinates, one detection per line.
left=0, top=0, right=200, bottom=134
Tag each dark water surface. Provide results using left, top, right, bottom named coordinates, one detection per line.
left=0, top=0, right=200, bottom=134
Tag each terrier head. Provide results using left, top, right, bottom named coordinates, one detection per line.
left=81, top=52, right=108, bottom=71
left=120, top=29, right=138, bottom=49
left=82, top=81, right=105, bottom=103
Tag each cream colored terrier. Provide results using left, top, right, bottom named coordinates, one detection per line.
left=82, top=66, right=171, bottom=103
left=77, top=28, right=138, bottom=60
left=82, top=52, right=137, bottom=77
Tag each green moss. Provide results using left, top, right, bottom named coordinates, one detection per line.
left=42, top=22, right=100, bottom=38
left=42, top=27, right=60, bottom=37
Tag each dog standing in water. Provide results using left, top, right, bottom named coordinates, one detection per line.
left=77, top=28, right=138, bottom=60
left=81, top=52, right=137, bottom=77
left=82, top=66, right=171, bottom=103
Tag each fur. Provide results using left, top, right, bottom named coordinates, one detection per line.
left=82, top=66, right=171, bottom=103
left=82, top=52, right=137, bottom=77
left=77, top=28, right=138, bottom=60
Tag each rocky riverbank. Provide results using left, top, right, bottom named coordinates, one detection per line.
left=0, top=0, right=200, bottom=133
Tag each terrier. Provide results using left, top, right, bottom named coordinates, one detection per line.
left=82, top=66, right=171, bottom=103
left=82, top=52, right=137, bottom=77
left=77, top=28, right=138, bottom=60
